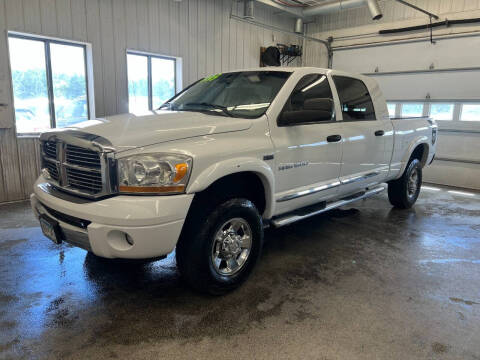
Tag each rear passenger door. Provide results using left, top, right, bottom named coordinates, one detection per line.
left=332, top=76, right=391, bottom=195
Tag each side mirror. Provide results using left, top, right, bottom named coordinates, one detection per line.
left=278, top=98, right=334, bottom=126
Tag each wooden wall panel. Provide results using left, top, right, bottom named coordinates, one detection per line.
left=0, top=0, right=300, bottom=203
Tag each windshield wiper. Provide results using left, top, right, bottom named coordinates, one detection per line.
left=183, top=102, right=234, bottom=117
left=158, top=102, right=176, bottom=111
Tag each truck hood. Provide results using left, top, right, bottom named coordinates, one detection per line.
left=62, top=111, right=252, bottom=152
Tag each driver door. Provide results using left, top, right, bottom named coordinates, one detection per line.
left=269, top=73, right=343, bottom=216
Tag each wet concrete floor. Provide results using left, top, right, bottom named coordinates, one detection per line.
left=0, top=184, right=479, bottom=359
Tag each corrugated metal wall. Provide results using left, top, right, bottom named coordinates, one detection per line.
left=315, top=0, right=480, bottom=32
left=0, top=0, right=301, bottom=203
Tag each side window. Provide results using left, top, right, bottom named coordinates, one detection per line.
left=333, top=76, right=376, bottom=121
left=278, top=74, right=334, bottom=126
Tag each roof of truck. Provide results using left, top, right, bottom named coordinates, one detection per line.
left=222, top=67, right=374, bottom=86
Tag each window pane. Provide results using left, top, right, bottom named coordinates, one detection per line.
left=151, top=57, right=175, bottom=109
left=8, top=37, right=50, bottom=133
left=333, top=76, right=376, bottom=121
left=50, top=43, right=88, bottom=128
left=165, top=71, right=291, bottom=118
left=430, top=103, right=454, bottom=121
left=280, top=74, right=334, bottom=124
left=127, top=54, right=149, bottom=113
left=387, top=103, right=396, bottom=117
left=402, top=103, right=424, bottom=117
left=461, top=104, right=480, bottom=121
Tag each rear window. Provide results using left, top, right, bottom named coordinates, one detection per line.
left=333, top=76, right=376, bottom=121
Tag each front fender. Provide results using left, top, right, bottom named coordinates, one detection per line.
left=187, top=157, right=275, bottom=219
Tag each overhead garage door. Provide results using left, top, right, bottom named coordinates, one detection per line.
left=332, top=34, right=480, bottom=190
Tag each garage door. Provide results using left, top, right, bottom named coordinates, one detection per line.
left=332, top=34, right=480, bottom=190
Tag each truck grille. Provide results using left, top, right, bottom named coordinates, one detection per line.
left=41, top=139, right=109, bottom=198
left=44, top=141, right=57, bottom=159
left=66, top=167, right=103, bottom=193
left=65, top=144, right=101, bottom=169
left=44, top=160, right=60, bottom=181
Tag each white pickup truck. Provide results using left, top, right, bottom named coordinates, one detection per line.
left=31, top=67, right=437, bottom=294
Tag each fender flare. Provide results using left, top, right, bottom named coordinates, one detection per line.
left=187, top=157, right=276, bottom=218
left=396, top=136, right=430, bottom=179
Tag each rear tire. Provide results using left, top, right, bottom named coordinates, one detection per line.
left=388, top=158, right=422, bottom=209
left=176, top=198, right=264, bottom=295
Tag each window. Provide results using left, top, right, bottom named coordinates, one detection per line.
left=333, top=76, right=375, bottom=121
left=160, top=71, right=291, bottom=119
left=127, top=51, right=176, bottom=113
left=8, top=34, right=89, bottom=134
left=401, top=103, right=424, bottom=117
left=460, top=104, right=480, bottom=122
left=387, top=103, right=396, bottom=118
left=279, top=74, right=334, bottom=125
left=430, top=103, right=454, bottom=121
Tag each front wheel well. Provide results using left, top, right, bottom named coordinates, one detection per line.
left=189, top=172, right=267, bottom=217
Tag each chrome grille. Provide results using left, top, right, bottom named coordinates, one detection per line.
left=40, top=136, right=113, bottom=198
left=44, top=160, right=59, bottom=181
left=65, top=144, right=101, bottom=169
left=65, top=167, right=103, bottom=193
left=44, top=141, right=57, bottom=159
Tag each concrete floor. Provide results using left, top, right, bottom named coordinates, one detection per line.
left=1, top=184, right=479, bottom=360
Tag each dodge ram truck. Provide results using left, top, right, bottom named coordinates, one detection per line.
left=31, top=67, right=437, bottom=294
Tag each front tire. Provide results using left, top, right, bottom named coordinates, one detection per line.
left=176, top=198, right=264, bottom=295
left=388, top=158, right=422, bottom=209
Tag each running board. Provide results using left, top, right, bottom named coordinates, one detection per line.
left=271, top=185, right=386, bottom=228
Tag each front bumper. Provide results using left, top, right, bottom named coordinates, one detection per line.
left=31, top=176, right=194, bottom=259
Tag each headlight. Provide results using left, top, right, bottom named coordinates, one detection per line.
left=117, top=153, right=192, bottom=194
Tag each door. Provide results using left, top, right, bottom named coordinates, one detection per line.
left=332, top=76, right=392, bottom=195
left=269, top=73, right=343, bottom=215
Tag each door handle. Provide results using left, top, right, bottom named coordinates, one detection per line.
left=375, top=130, right=385, bottom=137
left=327, top=134, right=342, bottom=143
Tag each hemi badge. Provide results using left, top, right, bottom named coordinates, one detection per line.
left=263, top=154, right=274, bottom=161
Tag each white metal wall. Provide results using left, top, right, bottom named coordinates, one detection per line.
left=332, top=36, right=480, bottom=190
left=303, top=1, right=480, bottom=190
left=0, top=0, right=301, bottom=203
left=315, top=0, right=480, bottom=32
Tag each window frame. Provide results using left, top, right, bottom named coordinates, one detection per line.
left=332, top=75, right=376, bottom=122
left=126, top=50, right=180, bottom=112
left=7, top=32, right=93, bottom=136
left=277, top=73, right=336, bottom=127
left=459, top=102, right=480, bottom=122
left=400, top=101, right=426, bottom=118
left=386, top=99, right=480, bottom=131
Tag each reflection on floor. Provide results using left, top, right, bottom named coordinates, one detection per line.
left=1, top=184, right=479, bottom=359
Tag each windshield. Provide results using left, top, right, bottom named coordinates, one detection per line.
left=159, top=71, right=291, bottom=118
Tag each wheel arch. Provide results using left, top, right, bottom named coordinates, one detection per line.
left=187, top=158, right=275, bottom=219
left=397, top=138, right=430, bottom=178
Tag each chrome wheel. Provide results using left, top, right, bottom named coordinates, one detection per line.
left=407, top=167, right=419, bottom=198
left=211, top=218, right=252, bottom=276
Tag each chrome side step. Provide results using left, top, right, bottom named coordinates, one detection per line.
left=271, top=185, right=386, bottom=228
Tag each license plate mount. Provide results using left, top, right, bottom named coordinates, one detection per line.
left=39, top=214, right=62, bottom=245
